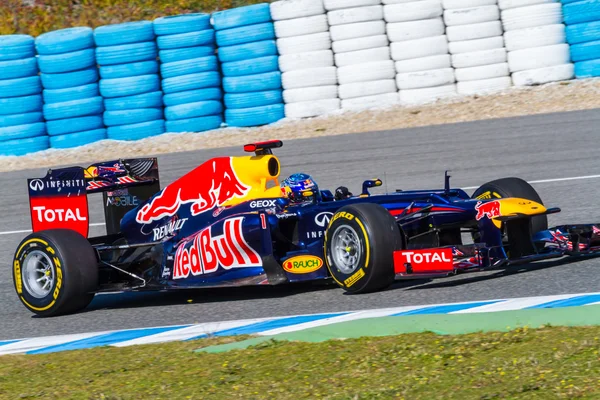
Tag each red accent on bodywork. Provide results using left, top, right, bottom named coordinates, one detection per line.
left=29, top=195, right=89, bottom=238
left=475, top=200, right=501, bottom=220
left=394, top=248, right=454, bottom=274
left=390, top=206, right=466, bottom=216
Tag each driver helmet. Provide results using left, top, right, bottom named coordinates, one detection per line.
left=280, top=173, right=319, bottom=204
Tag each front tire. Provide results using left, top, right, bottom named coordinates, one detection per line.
left=324, top=203, right=403, bottom=294
left=13, top=229, right=98, bottom=317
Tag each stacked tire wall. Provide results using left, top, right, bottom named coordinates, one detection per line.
left=564, top=0, right=600, bottom=78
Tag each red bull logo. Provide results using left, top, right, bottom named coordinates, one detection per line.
left=475, top=200, right=501, bottom=221
left=172, top=217, right=261, bottom=279
left=136, top=157, right=250, bottom=224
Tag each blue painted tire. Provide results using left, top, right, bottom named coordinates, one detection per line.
left=50, top=128, right=107, bottom=149
left=100, top=74, right=160, bottom=98
left=562, top=0, right=580, bottom=4
left=223, top=71, right=281, bottom=93
left=165, top=101, right=223, bottom=120
left=224, top=90, right=283, bottom=109
left=165, top=115, right=223, bottom=133
left=0, top=35, right=35, bottom=61
left=217, top=40, right=278, bottom=63
left=106, top=119, right=165, bottom=141
left=104, top=108, right=163, bottom=126
left=216, top=23, right=275, bottom=47
left=96, top=42, right=157, bottom=66
left=0, top=94, right=43, bottom=115
left=221, top=55, right=279, bottom=77
left=163, top=87, right=222, bottom=106
left=43, top=83, right=99, bottom=104
left=37, top=48, right=96, bottom=74
left=40, top=68, right=98, bottom=90
left=0, top=122, right=46, bottom=141
left=225, top=103, right=284, bottom=127
left=566, top=21, right=600, bottom=45
left=0, top=76, right=42, bottom=98
left=563, top=0, right=600, bottom=25
left=211, top=4, right=272, bottom=31
left=161, top=71, right=220, bottom=94
left=99, top=60, right=158, bottom=79
left=104, top=91, right=163, bottom=111
left=160, top=56, right=218, bottom=79
left=156, top=29, right=215, bottom=50
left=0, top=135, right=49, bottom=156
left=35, top=27, right=94, bottom=55
left=158, top=46, right=215, bottom=63
left=94, top=21, right=155, bottom=47
left=0, top=112, right=43, bottom=128
left=0, top=58, right=38, bottom=80
left=46, top=115, right=104, bottom=136
left=43, top=96, right=104, bottom=121
left=571, top=40, right=600, bottom=62
left=575, top=59, right=600, bottom=77
left=154, top=13, right=211, bottom=35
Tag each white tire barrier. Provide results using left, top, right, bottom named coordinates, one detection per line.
left=399, top=84, right=457, bottom=104
left=457, top=75, right=511, bottom=93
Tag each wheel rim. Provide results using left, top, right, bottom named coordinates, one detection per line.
left=331, top=224, right=362, bottom=274
left=22, top=250, right=55, bottom=299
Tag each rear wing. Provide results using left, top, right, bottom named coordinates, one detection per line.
left=27, top=158, right=160, bottom=238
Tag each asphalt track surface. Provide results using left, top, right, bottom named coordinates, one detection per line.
left=2, top=109, right=600, bottom=340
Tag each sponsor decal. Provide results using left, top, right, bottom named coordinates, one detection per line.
left=153, top=217, right=188, bottom=241
left=106, top=194, right=140, bottom=207
left=13, top=260, right=22, bottom=294
left=29, top=179, right=44, bottom=191
left=173, top=217, right=261, bottom=279
left=32, top=206, right=86, bottom=223
left=344, top=268, right=365, bottom=287
left=475, top=200, right=501, bottom=221
left=276, top=212, right=297, bottom=219
left=250, top=199, right=277, bottom=208
left=315, top=211, right=334, bottom=228
left=332, top=211, right=355, bottom=223
left=283, top=255, right=323, bottom=274
left=29, top=195, right=89, bottom=237
left=137, top=157, right=250, bottom=224
left=212, top=206, right=226, bottom=217
left=306, top=230, right=325, bottom=239
left=394, top=248, right=454, bottom=274
left=162, top=267, right=171, bottom=278
left=29, top=178, right=85, bottom=191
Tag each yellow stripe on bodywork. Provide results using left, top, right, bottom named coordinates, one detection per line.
left=491, top=198, right=547, bottom=228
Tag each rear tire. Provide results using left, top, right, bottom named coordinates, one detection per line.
left=324, top=203, right=403, bottom=294
left=13, top=229, right=98, bottom=317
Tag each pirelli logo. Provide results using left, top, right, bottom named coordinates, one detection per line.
left=344, top=268, right=365, bottom=287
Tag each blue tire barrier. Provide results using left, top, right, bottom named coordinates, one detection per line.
left=43, top=96, right=104, bottom=120
left=0, top=122, right=46, bottom=141
left=0, top=58, right=38, bottom=80
left=217, top=40, right=278, bottom=63
left=0, top=136, right=49, bottom=157
left=156, top=29, right=215, bottom=50
left=223, top=71, right=282, bottom=93
left=49, top=128, right=107, bottom=149
left=99, top=60, right=158, bottom=79
left=211, top=4, right=272, bottom=31
left=566, top=21, right=600, bottom=45
left=163, top=88, right=223, bottom=107
left=35, top=27, right=94, bottom=55
left=153, top=13, right=212, bottom=36
left=0, top=94, right=43, bottom=115
left=216, top=23, right=275, bottom=47
left=40, top=68, right=98, bottom=90
left=165, top=115, right=223, bottom=133
left=224, top=90, right=283, bottom=109
left=563, top=0, right=600, bottom=26
left=96, top=42, right=157, bottom=66
left=225, top=103, right=285, bottom=127
left=46, top=115, right=104, bottom=136
left=160, top=56, right=218, bottom=78
left=0, top=35, right=35, bottom=61
left=158, top=46, right=215, bottom=63
left=94, top=21, right=155, bottom=47
left=165, top=101, right=223, bottom=120
left=103, top=108, right=163, bottom=126
left=0, top=112, right=43, bottom=128
left=0, top=76, right=42, bottom=98
left=570, top=40, right=600, bottom=62
left=575, top=59, right=600, bottom=77
left=42, top=83, right=99, bottom=104
left=106, top=119, right=165, bottom=141
left=37, top=48, right=96, bottom=74
left=161, top=71, right=221, bottom=94
left=221, top=55, right=279, bottom=77
left=104, top=91, right=163, bottom=111
left=99, top=74, right=160, bottom=98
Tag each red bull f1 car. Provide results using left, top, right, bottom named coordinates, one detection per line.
left=12, top=140, right=600, bottom=316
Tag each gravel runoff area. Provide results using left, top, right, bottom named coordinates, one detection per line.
left=2, top=78, right=600, bottom=173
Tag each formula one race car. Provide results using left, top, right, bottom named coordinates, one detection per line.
left=12, top=140, right=600, bottom=316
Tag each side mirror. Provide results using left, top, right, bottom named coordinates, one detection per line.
left=361, top=179, right=382, bottom=197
